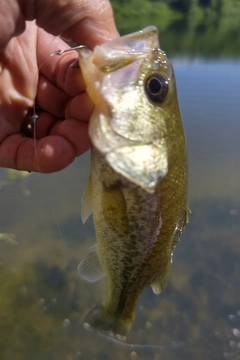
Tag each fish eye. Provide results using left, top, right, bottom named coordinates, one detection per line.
left=145, top=74, right=169, bottom=103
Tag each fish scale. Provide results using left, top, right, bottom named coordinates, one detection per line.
left=77, top=26, right=189, bottom=339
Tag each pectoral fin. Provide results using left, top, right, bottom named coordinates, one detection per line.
left=81, top=175, right=92, bottom=224
left=150, top=261, right=171, bottom=295
left=77, top=244, right=105, bottom=283
left=150, top=282, right=163, bottom=295
left=106, top=144, right=168, bottom=194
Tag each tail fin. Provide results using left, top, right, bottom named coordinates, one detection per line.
left=83, top=302, right=134, bottom=340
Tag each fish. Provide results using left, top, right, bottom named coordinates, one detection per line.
left=77, top=26, right=188, bottom=339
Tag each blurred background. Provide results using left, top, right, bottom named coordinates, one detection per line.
left=0, top=1, right=240, bottom=359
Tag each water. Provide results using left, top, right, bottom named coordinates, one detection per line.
left=0, top=18, right=240, bottom=360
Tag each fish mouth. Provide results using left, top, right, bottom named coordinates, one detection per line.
left=79, top=26, right=159, bottom=72
left=78, top=27, right=162, bottom=113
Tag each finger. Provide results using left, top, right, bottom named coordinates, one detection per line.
left=65, top=92, right=94, bottom=122
left=61, top=0, right=120, bottom=48
left=26, top=112, right=56, bottom=139
left=36, top=75, right=93, bottom=120
left=0, top=0, right=26, bottom=50
left=36, top=75, right=69, bottom=117
left=37, top=29, right=85, bottom=95
left=24, top=93, right=94, bottom=141
left=0, top=132, right=90, bottom=173
left=50, top=119, right=90, bottom=157
left=31, top=0, right=119, bottom=48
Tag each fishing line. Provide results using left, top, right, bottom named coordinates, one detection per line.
left=31, top=44, right=90, bottom=307
left=36, top=45, right=93, bottom=316
left=32, top=49, right=79, bottom=242
left=33, top=109, right=65, bottom=245
left=32, top=45, right=89, bottom=237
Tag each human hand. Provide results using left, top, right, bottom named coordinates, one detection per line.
left=0, top=0, right=118, bottom=172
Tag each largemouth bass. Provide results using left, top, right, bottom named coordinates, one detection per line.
left=77, top=26, right=188, bottom=339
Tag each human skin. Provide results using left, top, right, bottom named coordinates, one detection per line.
left=0, top=0, right=119, bottom=172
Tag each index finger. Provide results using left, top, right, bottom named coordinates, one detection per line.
left=61, top=0, right=120, bottom=47
left=37, top=29, right=85, bottom=96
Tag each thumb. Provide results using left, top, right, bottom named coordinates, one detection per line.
left=23, top=0, right=119, bottom=48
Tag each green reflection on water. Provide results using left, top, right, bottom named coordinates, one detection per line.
left=111, top=0, right=240, bottom=58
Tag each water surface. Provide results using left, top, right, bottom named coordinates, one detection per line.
left=0, top=19, right=240, bottom=360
